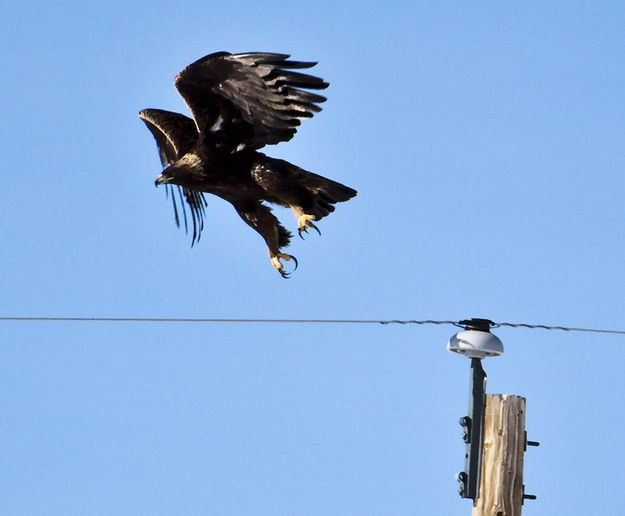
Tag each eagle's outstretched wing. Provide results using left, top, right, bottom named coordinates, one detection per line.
left=174, top=52, right=329, bottom=150
left=139, top=108, right=197, bottom=165
left=139, top=109, right=208, bottom=245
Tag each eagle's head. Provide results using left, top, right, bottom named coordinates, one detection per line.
left=154, top=170, right=172, bottom=186
left=155, top=153, right=202, bottom=188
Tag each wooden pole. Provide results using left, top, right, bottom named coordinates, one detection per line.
left=472, top=394, right=526, bottom=516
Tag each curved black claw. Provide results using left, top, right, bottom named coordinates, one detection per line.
left=273, top=253, right=298, bottom=279
left=290, top=254, right=299, bottom=271
left=298, top=223, right=321, bottom=239
left=281, top=254, right=298, bottom=278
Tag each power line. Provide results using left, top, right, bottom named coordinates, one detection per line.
left=0, top=316, right=458, bottom=326
left=492, top=321, right=625, bottom=336
left=1, top=316, right=625, bottom=335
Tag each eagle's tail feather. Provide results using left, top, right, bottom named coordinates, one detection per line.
left=304, top=172, right=357, bottom=220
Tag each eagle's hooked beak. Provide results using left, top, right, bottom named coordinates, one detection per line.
left=155, top=173, right=170, bottom=187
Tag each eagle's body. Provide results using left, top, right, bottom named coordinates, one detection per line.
left=139, top=51, right=356, bottom=277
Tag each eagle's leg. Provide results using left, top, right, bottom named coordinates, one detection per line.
left=291, top=206, right=321, bottom=239
left=232, top=200, right=298, bottom=278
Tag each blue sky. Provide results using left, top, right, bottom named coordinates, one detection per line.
left=2, top=1, right=625, bottom=514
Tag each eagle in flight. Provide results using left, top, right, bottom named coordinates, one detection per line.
left=139, top=51, right=357, bottom=277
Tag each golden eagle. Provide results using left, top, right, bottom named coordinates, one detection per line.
left=139, top=51, right=356, bottom=277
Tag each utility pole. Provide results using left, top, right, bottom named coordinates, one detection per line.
left=472, top=394, right=527, bottom=516
left=448, top=318, right=538, bottom=515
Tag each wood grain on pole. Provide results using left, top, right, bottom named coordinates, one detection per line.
left=472, top=394, right=526, bottom=516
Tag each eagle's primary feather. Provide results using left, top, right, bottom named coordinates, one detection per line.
left=139, top=51, right=356, bottom=277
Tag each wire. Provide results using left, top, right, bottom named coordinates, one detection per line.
left=0, top=316, right=624, bottom=335
left=492, top=321, right=625, bottom=336
left=0, top=316, right=460, bottom=326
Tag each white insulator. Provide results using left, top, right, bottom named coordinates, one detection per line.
left=447, top=329, right=504, bottom=359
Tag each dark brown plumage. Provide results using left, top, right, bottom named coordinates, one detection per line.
left=139, top=51, right=356, bottom=277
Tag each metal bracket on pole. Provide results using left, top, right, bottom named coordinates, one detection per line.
left=448, top=318, right=503, bottom=500
left=457, top=357, right=487, bottom=499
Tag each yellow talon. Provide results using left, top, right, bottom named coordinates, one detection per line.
left=296, top=213, right=320, bottom=238
left=298, top=213, right=315, bottom=227
left=291, top=206, right=321, bottom=238
left=270, top=253, right=298, bottom=278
